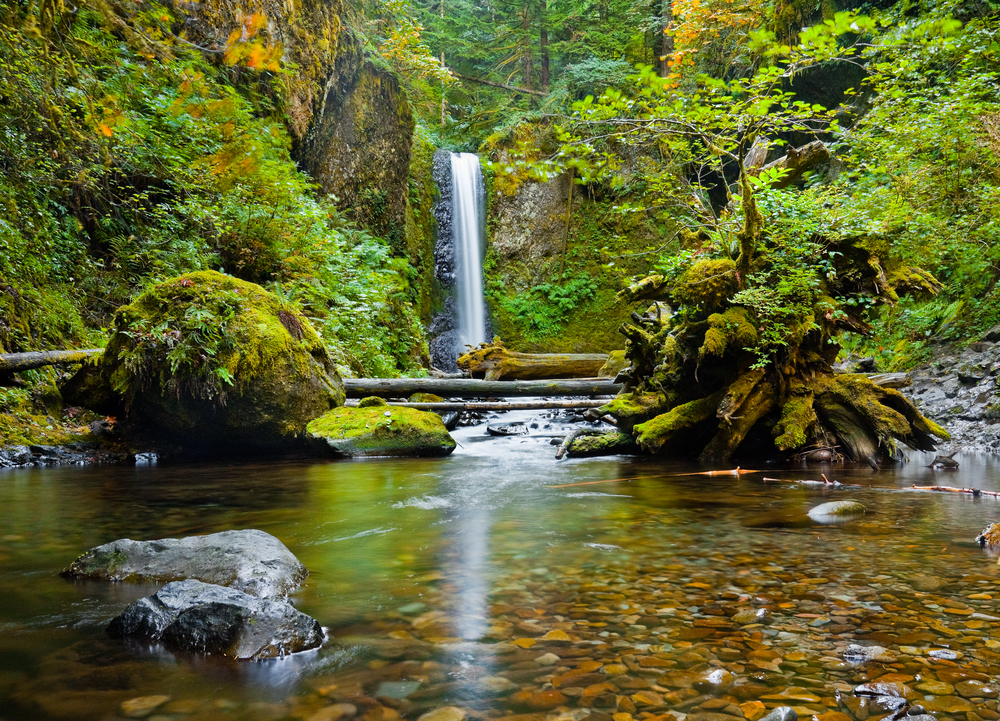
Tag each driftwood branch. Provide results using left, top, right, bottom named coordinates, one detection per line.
left=0, top=349, right=101, bottom=373
left=454, top=73, right=547, bottom=96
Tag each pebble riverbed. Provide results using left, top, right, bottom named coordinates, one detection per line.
left=3, top=411, right=1000, bottom=721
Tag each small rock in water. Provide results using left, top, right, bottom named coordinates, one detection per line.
left=807, top=501, right=867, bottom=519
left=842, top=644, right=897, bottom=663
left=107, top=579, right=324, bottom=659
left=759, top=707, right=797, bottom=721
left=417, top=707, right=468, bottom=721
left=732, top=607, right=769, bottom=625
left=909, top=575, right=944, bottom=592
left=928, top=453, right=959, bottom=468
left=121, top=695, right=171, bottom=718
left=977, top=523, right=1000, bottom=547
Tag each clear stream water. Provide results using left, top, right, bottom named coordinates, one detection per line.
left=3, top=410, right=1000, bottom=721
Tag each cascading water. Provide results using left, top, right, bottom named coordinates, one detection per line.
left=450, top=152, right=487, bottom=354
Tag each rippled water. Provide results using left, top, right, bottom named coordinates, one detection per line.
left=2, top=411, right=1000, bottom=721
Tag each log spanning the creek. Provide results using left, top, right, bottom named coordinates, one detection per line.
left=343, top=377, right=621, bottom=398
left=345, top=400, right=607, bottom=411
left=457, top=339, right=608, bottom=381
left=0, top=349, right=101, bottom=373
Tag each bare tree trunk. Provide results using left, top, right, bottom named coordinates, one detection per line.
left=660, top=0, right=673, bottom=77
left=522, top=3, right=533, bottom=89
left=540, top=0, right=550, bottom=93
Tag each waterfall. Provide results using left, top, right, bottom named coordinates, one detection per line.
left=450, top=152, right=487, bottom=354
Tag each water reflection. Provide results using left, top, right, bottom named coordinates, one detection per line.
left=5, top=421, right=1000, bottom=719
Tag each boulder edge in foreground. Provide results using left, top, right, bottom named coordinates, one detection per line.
left=62, top=529, right=306, bottom=599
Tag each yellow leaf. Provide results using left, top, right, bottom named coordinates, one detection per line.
left=512, top=638, right=536, bottom=649
left=98, top=123, right=113, bottom=137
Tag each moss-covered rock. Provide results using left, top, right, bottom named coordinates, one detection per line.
left=63, top=271, right=343, bottom=449
left=566, top=431, right=637, bottom=458
left=598, top=350, right=628, bottom=379
left=307, top=397, right=456, bottom=457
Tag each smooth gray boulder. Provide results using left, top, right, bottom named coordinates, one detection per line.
left=808, top=500, right=867, bottom=520
left=107, top=579, right=324, bottom=659
left=62, top=529, right=306, bottom=599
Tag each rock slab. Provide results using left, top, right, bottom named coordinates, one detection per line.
left=62, top=529, right=306, bottom=599
left=107, top=579, right=324, bottom=659
left=808, top=501, right=867, bottom=519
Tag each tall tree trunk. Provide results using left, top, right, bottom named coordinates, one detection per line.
left=522, top=3, right=533, bottom=89
left=660, top=0, right=673, bottom=77
left=540, top=0, right=550, bottom=93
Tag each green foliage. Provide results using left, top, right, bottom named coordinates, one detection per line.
left=0, top=0, right=427, bottom=379
left=496, top=271, right=598, bottom=343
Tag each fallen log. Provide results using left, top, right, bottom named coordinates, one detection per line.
left=344, top=400, right=606, bottom=411
left=344, top=377, right=620, bottom=398
left=0, top=349, right=101, bottom=373
left=761, top=140, right=831, bottom=188
left=457, top=339, right=608, bottom=380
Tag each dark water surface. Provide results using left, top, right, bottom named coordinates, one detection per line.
left=2, top=413, right=1000, bottom=721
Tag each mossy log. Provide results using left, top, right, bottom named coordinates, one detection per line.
left=0, top=349, right=100, bottom=373
left=345, top=377, right=620, bottom=397
left=457, top=339, right=608, bottom=380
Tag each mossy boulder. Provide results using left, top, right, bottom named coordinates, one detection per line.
left=598, top=350, right=628, bottom=379
left=307, top=397, right=456, bottom=457
left=63, top=271, right=343, bottom=449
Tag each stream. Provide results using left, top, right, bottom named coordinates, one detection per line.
left=2, top=409, right=1000, bottom=721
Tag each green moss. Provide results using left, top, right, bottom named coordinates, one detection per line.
left=598, top=350, right=628, bottom=378
left=699, top=322, right=728, bottom=360
left=599, top=391, right=672, bottom=433
left=358, top=396, right=388, bottom=408
left=307, top=404, right=456, bottom=457
left=632, top=392, right=723, bottom=453
left=567, top=431, right=637, bottom=457
left=408, top=392, right=444, bottom=402
left=105, top=271, right=334, bottom=408
left=773, top=393, right=818, bottom=451
left=672, top=258, right=737, bottom=309
left=0, top=382, right=96, bottom=447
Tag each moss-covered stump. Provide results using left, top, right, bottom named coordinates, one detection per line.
left=307, top=397, right=456, bottom=458
left=63, top=271, right=344, bottom=449
left=566, top=431, right=638, bottom=458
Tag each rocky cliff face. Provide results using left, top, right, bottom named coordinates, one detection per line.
left=175, top=0, right=416, bottom=250
left=297, top=63, right=415, bottom=252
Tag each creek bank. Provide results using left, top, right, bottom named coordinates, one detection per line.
left=903, top=340, right=1000, bottom=452
left=107, top=579, right=324, bottom=660
left=0, top=442, right=132, bottom=468
left=62, top=529, right=307, bottom=599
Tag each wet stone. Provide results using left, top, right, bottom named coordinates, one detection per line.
left=121, top=695, right=172, bottom=718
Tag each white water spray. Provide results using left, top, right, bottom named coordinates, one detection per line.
left=450, top=152, right=487, bottom=354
